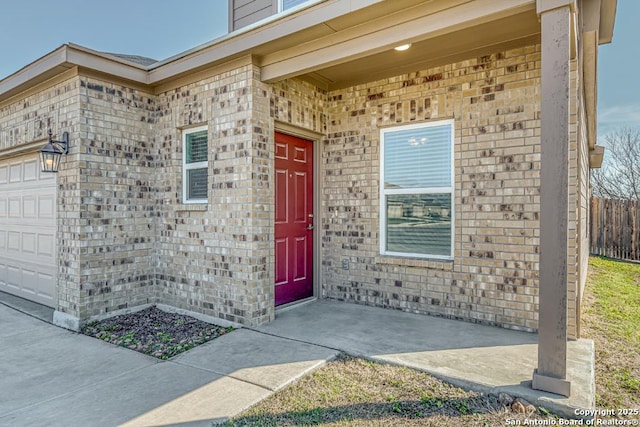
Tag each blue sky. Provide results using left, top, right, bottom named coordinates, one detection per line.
left=0, top=0, right=637, bottom=138
left=0, top=0, right=229, bottom=77
left=597, top=0, right=639, bottom=136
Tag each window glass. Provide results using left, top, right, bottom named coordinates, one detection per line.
left=187, top=168, right=208, bottom=201
left=186, top=131, right=208, bottom=164
left=380, top=121, right=454, bottom=259
left=385, top=193, right=452, bottom=256
left=283, top=0, right=309, bottom=10
left=383, top=125, right=451, bottom=189
left=183, top=127, right=208, bottom=203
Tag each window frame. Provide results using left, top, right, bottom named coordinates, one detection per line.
left=182, top=125, right=209, bottom=204
left=379, top=119, right=455, bottom=260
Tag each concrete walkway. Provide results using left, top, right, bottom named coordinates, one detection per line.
left=258, top=299, right=595, bottom=418
left=0, top=295, right=594, bottom=426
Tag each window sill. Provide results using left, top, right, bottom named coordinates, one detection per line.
left=374, top=255, right=454, bottom=271
left=176, top=204, right=207, bottom=212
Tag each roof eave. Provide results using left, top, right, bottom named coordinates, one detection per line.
left=598, top=0, right=616, bottom=44
left=0, top=44, right=151, bottom=103
left=0, top=45, right=71, bottom=101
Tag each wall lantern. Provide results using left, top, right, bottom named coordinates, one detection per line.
left=40, top=129, right=69, bottom=173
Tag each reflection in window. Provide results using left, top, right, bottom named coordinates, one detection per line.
left=386, top=194, right=452, bottom=256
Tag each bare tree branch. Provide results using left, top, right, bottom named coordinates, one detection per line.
left=591, top=127, right=640, bottom=201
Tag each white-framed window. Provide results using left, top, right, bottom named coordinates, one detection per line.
left=380, top=120, right=454, bottom=260
left=182, top=126, right=208, bottom=204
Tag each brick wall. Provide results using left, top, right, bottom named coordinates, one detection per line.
left=320, top=45, right=544, bottom=332
left=154, top=64, right=281, bottom=326
left=75, top=76, right=157, bottom=318
left=1, top=42, right=589, bottom=334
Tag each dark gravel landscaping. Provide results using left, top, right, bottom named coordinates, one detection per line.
left=81, top=306, right=233, bottom=360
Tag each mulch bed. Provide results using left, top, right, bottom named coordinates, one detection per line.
left=81, top=305, right=233, bottom=360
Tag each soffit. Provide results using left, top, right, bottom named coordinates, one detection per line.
left=252, top=0, right=539, bottom=90
left=305, top=10, right=541, bottom=90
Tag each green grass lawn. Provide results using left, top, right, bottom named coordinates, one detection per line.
left=581, top=256, right=640, bottom=408
left=224, top=355, right=556, bottom=426
left=225, top=256, right=640, bottom=426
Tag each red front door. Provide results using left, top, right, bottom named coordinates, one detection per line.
left=274, top=132, right=314, bottom=306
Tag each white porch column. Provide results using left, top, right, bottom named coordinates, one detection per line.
left=532, top=0, right=575, bottom=397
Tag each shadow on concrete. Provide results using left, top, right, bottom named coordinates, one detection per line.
left=0, top=294, right=593, bottom=426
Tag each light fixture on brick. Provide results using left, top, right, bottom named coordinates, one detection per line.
left=39, top=129, right=69, bottom=173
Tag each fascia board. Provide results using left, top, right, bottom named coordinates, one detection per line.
left=0, top=46, right=70, bottom=102
left=65, top=46, right=149, bottom=84
left=0, top=44, right=151, bottom=102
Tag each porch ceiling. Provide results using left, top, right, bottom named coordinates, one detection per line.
left=257, top=0, right=540, bottom=91
left=303, top=11, right=541, bottom=90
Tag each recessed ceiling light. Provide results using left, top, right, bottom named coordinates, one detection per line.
left=394, top=44, right=412, bottom=51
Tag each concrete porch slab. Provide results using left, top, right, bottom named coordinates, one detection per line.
left=256, top=299, right=595, bottom=419
left=172, top=328, right=338, bottom=391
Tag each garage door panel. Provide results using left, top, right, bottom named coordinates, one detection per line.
left=22, top=233, right=36, bottom=255
left=7, top=265, right=20, bottom=289
left=7, top=232, right=20, bottom=252
left=21, top=269, right=37, bottom=294
left=9, top=163, right=21, bottom=183
left=0, top=153, right=56, bottom=307
left=38, top=234, right=54, bottom=258
left=38, top=195, right=55, bottom=219
left=8, top=198, right=20, bottom=217
left=23, top=196, right=37, bottom=218
left=39, top=168, right=55, bottom=182
left=37, top=272, right=54, bottom=300
left=23, top=160, right=37, bottom=181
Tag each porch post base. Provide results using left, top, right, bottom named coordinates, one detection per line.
left=532, top=369, right=571, bottom=397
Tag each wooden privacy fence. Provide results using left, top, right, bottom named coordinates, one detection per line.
left=590, top=197, right=640, bottom=261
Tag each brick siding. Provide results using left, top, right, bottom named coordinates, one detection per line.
left=0, top=43, right=586, bottom=336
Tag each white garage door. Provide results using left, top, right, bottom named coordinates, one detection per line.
left=0, top=153, right=56, bottom=307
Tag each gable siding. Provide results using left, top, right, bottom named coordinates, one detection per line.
left=230, top=0, right=277, bottom=32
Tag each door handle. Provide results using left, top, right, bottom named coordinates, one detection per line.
left=306, top=224, right=314, bottom=230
